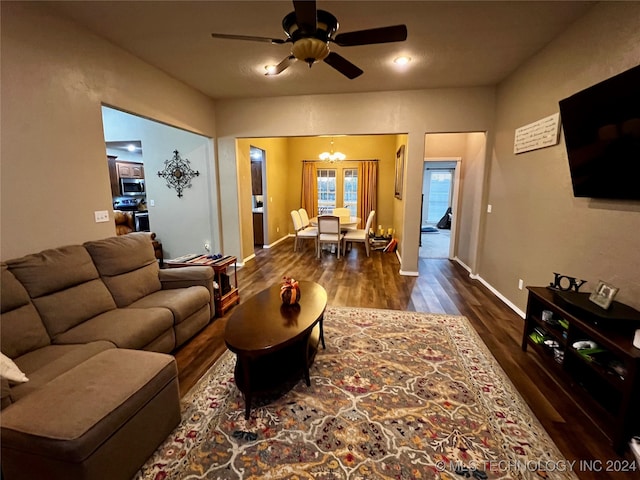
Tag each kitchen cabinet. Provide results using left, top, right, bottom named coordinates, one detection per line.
left=253, top=212, right=264, bottom=245
left=107, top=155, right=120, bottom=197
left=251, top=161, right=262, bottom=195
left=117, top=162, right=144, bottom=179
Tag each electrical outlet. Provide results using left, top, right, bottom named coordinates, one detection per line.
left=518, top=279, right=524, bottom=290
left=487, top=204, right=492, bottom=213
left=149, top=199, right=155, bottom=207
left=94, top=210, right=109, bottom=223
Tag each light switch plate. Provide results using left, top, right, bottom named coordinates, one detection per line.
left=94, top=210, right=110, bottom=223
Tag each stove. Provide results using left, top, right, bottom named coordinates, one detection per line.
left=114, top=198, right=143, bottom=211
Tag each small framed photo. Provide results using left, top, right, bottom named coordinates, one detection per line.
left=588, top=280, right=619, bottom=310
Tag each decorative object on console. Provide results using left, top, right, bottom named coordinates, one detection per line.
left=157, top=150, right=200, bottom=198
left=588, top=280, right=619, bottom=310
left=280, top=276, right=301, bottom=305
left=548, top=272, right=587, bottom=292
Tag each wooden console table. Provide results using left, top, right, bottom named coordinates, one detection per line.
left=165, top=254, right=239, bottom=317
left=522, top=286, right=640, bottom=451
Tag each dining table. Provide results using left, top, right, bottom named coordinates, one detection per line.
left=310, top=215, right=361, bottom=230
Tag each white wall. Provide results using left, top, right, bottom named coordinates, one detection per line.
left=102, top=107, right=219, bottom=258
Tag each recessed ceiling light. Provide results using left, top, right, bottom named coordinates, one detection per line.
left=394, top=56, right=411, bottom=65
left=265, top=64, right=278, bottom=75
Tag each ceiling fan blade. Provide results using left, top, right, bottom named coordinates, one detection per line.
left=293, top=0, right=317, bottom=34
left=323, top=52, right=363, bottom=79
left=333, top=25, right=407, bottom=46
left=266, top=55, right=296, bottom=76
left=211, top=33, right=286, bottom=45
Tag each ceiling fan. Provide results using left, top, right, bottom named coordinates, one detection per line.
left=211, top=0, right=407, bottom=79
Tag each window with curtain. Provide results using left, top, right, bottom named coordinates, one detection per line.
left=317, top=169, right=336, bottom=214
left=343, top=169, right=358, bottom=216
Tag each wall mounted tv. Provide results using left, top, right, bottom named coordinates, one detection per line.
left=558, top=64, right=640, bottom=200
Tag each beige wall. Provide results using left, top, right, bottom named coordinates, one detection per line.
left=215, top=89, right=496, bottom=272
left=482, top=1, right=640, bottom=311
left=0, top=2, right=218, bottom=260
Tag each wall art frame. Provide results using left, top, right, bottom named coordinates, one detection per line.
left=394, top=145, right=405, bottom=200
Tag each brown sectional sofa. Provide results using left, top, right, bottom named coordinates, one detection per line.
left=0, top=232, right=215, bottom=480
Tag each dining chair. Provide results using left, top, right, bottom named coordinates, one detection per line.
left=298, top=208, right=313, bottom=229
left=317, top=215, right=345, bottom=259
left=331, top=207, right=353, bottom=232
left=290, top=210, right=318, bottom=252
left=332, top=207, right=351, bottom=218
left=343, top=210, right=376, bottom=257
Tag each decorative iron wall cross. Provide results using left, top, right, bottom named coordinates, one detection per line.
left=157, top=150, right=200, bottom=198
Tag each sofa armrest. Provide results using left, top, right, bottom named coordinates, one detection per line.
left=159, top=266, right=215, bottom=318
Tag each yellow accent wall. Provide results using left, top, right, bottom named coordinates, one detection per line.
left=236, top=135, right=401, bottom=259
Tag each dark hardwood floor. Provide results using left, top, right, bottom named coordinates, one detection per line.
left=173, top=238, right=639, bottom=480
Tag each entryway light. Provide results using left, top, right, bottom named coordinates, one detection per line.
left=319, top=137, right=346, bottom=162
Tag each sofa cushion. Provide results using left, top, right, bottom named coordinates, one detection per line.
left=9, top=342, right=115, bottom=404
left=0, top=349, right=178, bottom=463
left=0, top=265, right=51, bottom=358
left=7, top=245, right=100, bottom=299
left=84, top=233, right=162, bottom=307
left=53, top=308, right=174, bottom=350
left=128, top=286, right=211, bottom=324
left=6, top=246, right=117, bottom=337
left=34, top=280, right=118, bottom=338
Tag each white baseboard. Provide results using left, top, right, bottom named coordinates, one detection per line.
left=453, top=257, right=526, bottom=319
left=264, top=234, right=292, bottom=249
left=397, top=250, right=419, bottom=276
left=239, top=253, right=255, bottom=266
left=399, top=269, right=419, bottom=276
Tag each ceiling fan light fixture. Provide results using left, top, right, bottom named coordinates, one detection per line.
left=394, top=56, right=411, bottom=65
left=291, top=38, right=330, bottom=65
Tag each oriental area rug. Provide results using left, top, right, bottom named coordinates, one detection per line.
left=136, top=307, right=578, bottom=480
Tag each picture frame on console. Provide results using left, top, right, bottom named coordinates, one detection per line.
left=588, top=280, right=619, bottom=310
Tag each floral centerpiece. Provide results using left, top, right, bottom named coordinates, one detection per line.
left=280, top=276, right=301, bottom=305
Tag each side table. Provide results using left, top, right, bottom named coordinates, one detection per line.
left=165, top=254, right=240, bottom=317
left=212, top=256, right=239, bottom=317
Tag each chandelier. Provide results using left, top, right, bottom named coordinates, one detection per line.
left=319, top=137, right=346, bottom=162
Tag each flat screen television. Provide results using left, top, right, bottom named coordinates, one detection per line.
left=558, top=64, right=640, bottom=200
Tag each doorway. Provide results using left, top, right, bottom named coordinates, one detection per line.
left=250, top=146, right=266, bottom=249
left=102, top=106, right=219, bottom=259
left=419, top=159, right=459, bottom=259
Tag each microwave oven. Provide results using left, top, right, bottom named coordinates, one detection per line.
left=120, top=178, right=145, bottom=196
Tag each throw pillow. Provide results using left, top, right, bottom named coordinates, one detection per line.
left=0, top=352, right=29, bottom=384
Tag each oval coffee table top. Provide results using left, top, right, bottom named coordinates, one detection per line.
left=224, top=280, right=327, bottom=354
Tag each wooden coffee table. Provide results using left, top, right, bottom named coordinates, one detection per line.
left=224, top=280, right=327, bottom=418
